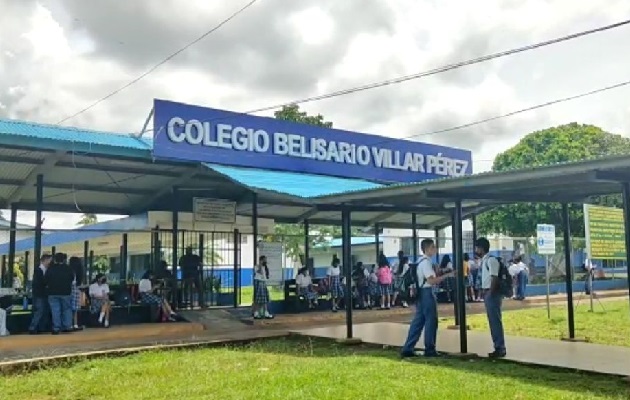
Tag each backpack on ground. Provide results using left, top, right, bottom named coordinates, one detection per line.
left=486, top=256, right=513, bottom=298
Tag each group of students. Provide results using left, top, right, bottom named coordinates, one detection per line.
left=401, top=237, right=508, bottom=359
left=28, top=252, right=180, bottom=335
left=29, top=252, right=106, bottom=334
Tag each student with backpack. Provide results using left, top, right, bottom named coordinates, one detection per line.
left=475, top=237, right=509, bottom=358
left=401, top=238, right=454, bottom=358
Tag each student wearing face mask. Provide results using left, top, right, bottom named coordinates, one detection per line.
left=253, top=255, right=273, bottom=319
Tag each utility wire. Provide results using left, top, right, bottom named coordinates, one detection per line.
left=395, top=79, right=630, bottom=141
left=240, top=18, right=630, bottom=115
left=150, top=17, right=630, bottom=139
left=57, top=0, right=259, bottom=125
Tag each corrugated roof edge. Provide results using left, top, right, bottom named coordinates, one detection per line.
left=311, top=154, right=630, bottom=199
left=0, top=118, right=152, bottom=151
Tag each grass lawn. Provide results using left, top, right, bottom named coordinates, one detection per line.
left=443, top=300, right=630, bottom=347
left=1, top=337, right=627, bottom=400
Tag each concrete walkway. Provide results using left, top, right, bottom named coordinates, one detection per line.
left=293, top=322, right=630, bottom=377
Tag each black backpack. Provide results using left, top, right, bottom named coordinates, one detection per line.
left=485, top=256, right=513, bottom=298
left=399, top=257, right=429, bottom=303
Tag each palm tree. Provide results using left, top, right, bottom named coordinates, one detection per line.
left=77, top=213, right=98, bottom=226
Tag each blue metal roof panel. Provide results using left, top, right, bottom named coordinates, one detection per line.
left=204, top=163, right=383, bottom=197
left=0, top=214, right=149, bottom=254
left=0, top=118, right=151, bottom=153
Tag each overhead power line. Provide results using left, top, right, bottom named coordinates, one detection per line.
left=395, top=79, right=630, bottom=141
left=241, top=18, right=630, bottom=115
left=57, top=0, right=259, bottom=125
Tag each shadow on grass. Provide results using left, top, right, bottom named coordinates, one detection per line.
left=231, top=335, right=630, bottom=399
left=2, top=334, right=628, bottom=399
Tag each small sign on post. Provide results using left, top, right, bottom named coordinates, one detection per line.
left=193, top=198, right=236, bottom=224
left=537, top=224, right=556, bottom=319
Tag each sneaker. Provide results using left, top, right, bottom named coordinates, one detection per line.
left=264, top=312, right=274, bottom=319
left=400, top=351, right=421, bottom=359
left=104, top=320, right=110, bottom=328
left=402, top=301, right=409, bottom=308
left=253, top=312, right=261, bottom=319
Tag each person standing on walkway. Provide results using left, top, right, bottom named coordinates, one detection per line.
left=476, top=237, right=507, bottom=358
left=68, top=256, right=84, bottom=331
left=401, top=238, right=454, bottom=358
left=45, top=253, right=74, bottom=334
left=28, top=254, right=52, bottom=334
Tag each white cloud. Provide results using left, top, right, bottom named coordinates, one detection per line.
left=2, top=0, right=630, bottom=228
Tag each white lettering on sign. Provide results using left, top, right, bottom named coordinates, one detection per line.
left=165, top=117, right=470, bottom=178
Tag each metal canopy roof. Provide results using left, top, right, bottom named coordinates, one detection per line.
left=0, top=118, right=458, bottom=229
left=311, top=155, right=630, bottom=220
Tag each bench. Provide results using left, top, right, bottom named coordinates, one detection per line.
left=283, top=278, right=326, bottom=312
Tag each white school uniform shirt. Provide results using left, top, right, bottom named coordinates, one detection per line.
left=327, top=266, right=341, bottom=276
left=296, top=273, right=312, bottom=287
left=363, top=268, right=370, bottom=279
left=481, top=255, right=500, bottom=290
left=254, top=265, right=267, bottom=281
left=89, top=283, right=110, bottom=298
left=416, top=257, right=435, bottom=288
left=369, top=272, right=378, bottom=283
left=138, top=279, right=152, bottom=293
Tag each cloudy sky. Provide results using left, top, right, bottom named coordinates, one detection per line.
left=1, top=0, right=630, bottom=228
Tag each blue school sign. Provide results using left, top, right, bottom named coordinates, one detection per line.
left=152, top=99, right=473, bottom=183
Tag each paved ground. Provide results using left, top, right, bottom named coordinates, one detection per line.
left=293, top=322, right=630, bottom=377
left=1, top=290, right=627, bottom=374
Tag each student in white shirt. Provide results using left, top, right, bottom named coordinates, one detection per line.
left=253, top=255, right=273, bottom=319
left=327, top=257, right=344, bottom=312
left=88, top=274, right=111, bottom=328
left=476, top=237, right=506, bottom=358
left=401, top=239, right=454, bottom=358
left=296, top=267, right=318, bottom=309
left=138, top=271, right=177, bottom=321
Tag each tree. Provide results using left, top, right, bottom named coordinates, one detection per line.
left=77, top=213, right=98, bottom=226
left=274, top=104, right=333, bottom=128
left=476, top=123, right=630, bottom=238
left=271, top=104, right=358, bottom=262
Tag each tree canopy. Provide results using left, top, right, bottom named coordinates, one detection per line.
left=270, top=104, right=356, bottom=262
left=77, top=213, right=98, bottom=226
left=476, top=123, right=630, bottom=238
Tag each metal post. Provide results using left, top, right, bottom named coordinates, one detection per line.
left=51, top=246, right=56, bottom=258
left=453, top=200, right=468, bottom=353
left=621, top=182, right=630, bottom=313
left=233, top=228, right=239, bottom=307
left=0, top=255, right=5, bottom=287
left=199, top=233, right=205, bottom=308
left=411, top=213, right=418, bottom=261
left=34, top=174, right=43, bottom=267
left=471, top=214, right=478, bottom=253
left=7, top=204, right=17, bottom=286
left=88, top=250, right=94, bottom=283
left=434, top=228, right=440, bottom=263
left=561, top=203, right=575, bottom=339
left=341, top=209, right=353, bottom=339
left=83, top=241, right=89, bottom=284
left=171, top=187, right=179, bottom=309
left=252, top=191, right=259, bottom=272
left=451, top=211, right=460, bottom=326
left=545, top=255, right=551, bottom=319
left=152, top=229, right=160, bottom=269
left=375, top=223, right=380, bottom=263
left=121, top=233, right=128, bottom=285
left=303, top=220, right=315, bottom=276
left=23, top=251, right=29, bottom=290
